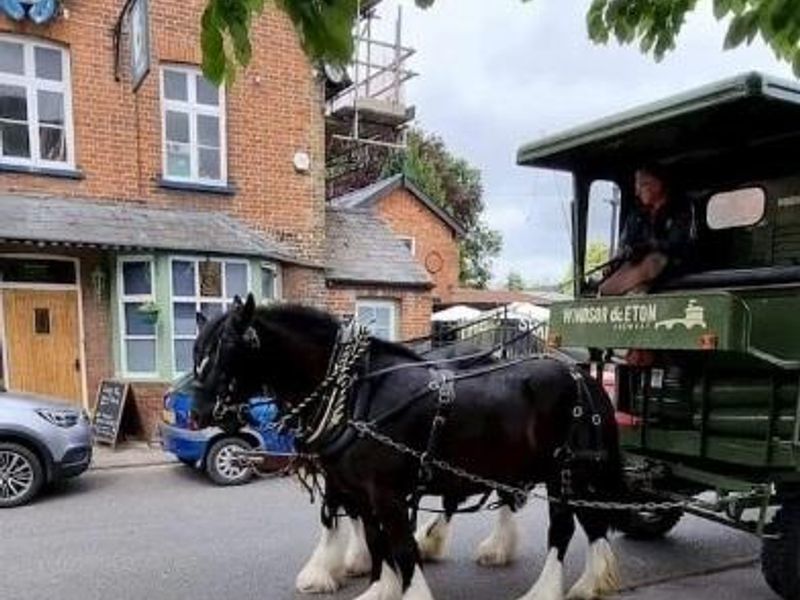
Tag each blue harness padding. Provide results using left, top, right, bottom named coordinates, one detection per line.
left=1, top=0, right=58, bottom=24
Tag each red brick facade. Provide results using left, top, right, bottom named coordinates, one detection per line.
left=326, top=285, right=432, bottom=341
left=0, top=2, right=326, bottom=439
left=373, top=188, right=460, bottom=304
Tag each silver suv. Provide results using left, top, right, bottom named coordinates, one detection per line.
left=0, top=390, right=93, bottom=507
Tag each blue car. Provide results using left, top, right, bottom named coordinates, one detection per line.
left=160, top=374, right=294, bottom=485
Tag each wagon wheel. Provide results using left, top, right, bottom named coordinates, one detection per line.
left=762, top=500, right=800, bottom=600
left=616, top=507, right=683, bottom=540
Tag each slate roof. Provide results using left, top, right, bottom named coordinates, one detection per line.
left=329, top=174, right=466, bottom=237
left=0, top=194, right=305, bottom=264
left=325, top=207, right=431, bottom=287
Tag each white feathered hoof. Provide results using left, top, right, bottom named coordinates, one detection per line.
left=295, top=563, right=342, bottom=594
left=415, top=515, right=451, bottom=562
left=516, top=549, right=564, bottom=600
left=353, top=563, right=403, bottom=600
left=566, top=538, right=620, bottom=600
left=295, top=525, right=349, bottom=594
left=475, top=507, right=518, bottom=567
left=345, top=519, right=372, bottom=577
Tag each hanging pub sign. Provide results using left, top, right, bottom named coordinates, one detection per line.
left=129, top=0, right=151, bottom=92
left=0, top=0, right=60, bottom=24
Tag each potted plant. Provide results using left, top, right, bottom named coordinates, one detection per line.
left=137, top=301, right=160, bottom=324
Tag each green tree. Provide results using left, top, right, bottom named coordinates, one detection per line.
left=560, top=241, right=610, bottom=294
left=506, top=271, right=526, bottom=291
left=382, top=130, right=502, bottom=289
left=201, top=0, right=800, bottom=84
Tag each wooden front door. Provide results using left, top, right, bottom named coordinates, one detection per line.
left=3, top=290, right=82, bottom=405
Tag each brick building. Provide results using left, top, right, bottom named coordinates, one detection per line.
left=329, top=174, right=464, bottom=306
left=0, top=0, right=327, bottom=437
left=325, top=206, right=432, bottom=342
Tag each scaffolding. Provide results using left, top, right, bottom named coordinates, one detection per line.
left=326, top=3, right=417, bottom=149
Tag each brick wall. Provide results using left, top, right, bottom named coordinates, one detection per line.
left=0, top=1, right=325, bottom=263
left=373, top=188, right=460, bottom=304
left=326, top=284, right=432, bottom=341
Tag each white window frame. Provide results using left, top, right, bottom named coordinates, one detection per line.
left=0, top=34, right=75, bottom=170
left=260, top=262, right=282, bottom=305
left=356, top=299, right=398, bottom=341
left=159, top=64, right=227, bottom=185
left=169, top=256, right=250, bottom=375
left=398, top=236, right=416, bottom=256
left=117, top=256, right=158, bottom=378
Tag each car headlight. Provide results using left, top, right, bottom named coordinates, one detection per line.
left=36, top=408, right=80, bottom=428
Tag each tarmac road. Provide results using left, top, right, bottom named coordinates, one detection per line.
left=0, top=464, right=776, bottom=600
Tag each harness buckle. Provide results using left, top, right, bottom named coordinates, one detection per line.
left=572, top=405, right=584, bottom=419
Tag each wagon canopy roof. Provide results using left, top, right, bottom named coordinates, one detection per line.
left=517, top=72, right=800, bottom=180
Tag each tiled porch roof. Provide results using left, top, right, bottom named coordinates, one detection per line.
left=325, top=207, right=431, bottom=287
left=0, top=194, right=308, bottom=265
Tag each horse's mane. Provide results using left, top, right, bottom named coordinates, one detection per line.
left=254, top=303, right=424, bottom=362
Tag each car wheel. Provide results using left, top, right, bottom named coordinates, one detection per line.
left=0, top=442, right=45, bottom=508
left=616, top=508, right=683, bottom=539
left=205, top=438, right=254, bottom=486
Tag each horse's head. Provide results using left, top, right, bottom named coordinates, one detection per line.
left=192, top=293, right=263, bottom=430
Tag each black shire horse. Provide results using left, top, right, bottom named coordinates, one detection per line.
left=192, top=297, right=623, bottom=600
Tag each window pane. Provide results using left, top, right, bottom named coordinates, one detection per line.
left=39, top=126, right=66, bottom=161
left=165, top=110, right=189, bottom=143
left=174, top=340, right=193, bottom=373
left=198, top=147, right=220, bottom=180
left=707, top=188, right=766, bottom=230
left=0, top=121, right=30, bottom=158
left=37, top=90, right=64, bottom=126
left=34, top=47, right=62, bottom=81
left=163, top=70, right=187, bottom=101
left=225, top=263, right=247, bottom=299
left=200, top=302, right=223, bottom=320
left=122, top=261, right=151, bottom=295
left=173, top=302, right=197, bottom=336
left=166, top=144, right=191, bottom=178
left=126, top=339, right=156, bottom=373
left=196, top=74, right=219, bottom=106
left=0, top=84, right=27, bottom=120
left=171, top=260, right=195, bottom=296
left=374, top=307, right=391, bottom=330
left=124, top=303, right=156, bottom=336
left=199, top=261, right=222, bottom=297
left=197, top=114, right=219, bottom=147
left=0, top=41, right=24, bottom=75
left=261, top=267, right=275, bottom=300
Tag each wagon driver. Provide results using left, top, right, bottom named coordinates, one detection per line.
left=599, top=164, right=695, bottom=296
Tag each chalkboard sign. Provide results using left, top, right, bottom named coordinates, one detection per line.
left=93, top=380, right=130, bottom=447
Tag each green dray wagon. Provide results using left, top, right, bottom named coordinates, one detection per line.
left=519, top=72, right=800, bottom=600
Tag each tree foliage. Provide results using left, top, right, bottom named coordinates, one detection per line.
left=202, top=0, right=800, bottom=84
left=560, top=241, right=610, bottom=294
left=381, top=130, right=503, bottom=289
left=587, top=0, right=800, bottom=76
left=506, top=271, right=526, bottom=291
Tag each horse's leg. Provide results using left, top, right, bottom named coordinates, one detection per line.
left=517, top=499, right=574, bottom=600
left=345, top=517, right=373, bottom=577
left=566, top=509, right=620, bottom=600
left=352, top=510, right=399, bottom=600
left=415, top=496, right=459, bottom=562
left=358, top=493, right=434, bottom=600
left=296, top=498, right=350, bottom=594
left=476, top=496, right=519, bottom=567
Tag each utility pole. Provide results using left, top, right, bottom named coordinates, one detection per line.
left=605, top=185, right=621, bottom=258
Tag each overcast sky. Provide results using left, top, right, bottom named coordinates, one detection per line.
left=371, top=0, right=793, bottom=287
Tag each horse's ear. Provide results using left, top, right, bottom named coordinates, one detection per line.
left=232, top=295, right=243, bottom=309
left=196, top=312, right=208, bottom=329
left=241, top=293, right=256, bottom=324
